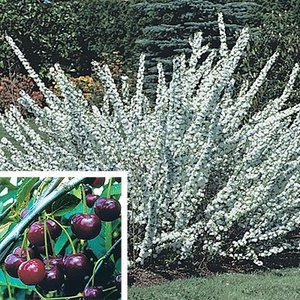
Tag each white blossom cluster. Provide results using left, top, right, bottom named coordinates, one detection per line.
left=1, top=14, right=299, bottom=266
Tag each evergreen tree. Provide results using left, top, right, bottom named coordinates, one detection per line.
left=129, top=0, right=260, bottom=97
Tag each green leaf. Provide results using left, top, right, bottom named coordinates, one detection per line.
left=0, top=189, right=17, bottom=205
left=101, top=183, right=121, bottom=198
left=88, top=225, right=107, bottom=258
left=0, top=222, right=12, bottom=240
left=105, top=222, right=113, bottom=262
left=70, top=185, right=82, bottom=199
left=64, top=202, right=83, bottom=220
left=0, top=269, right=34, bottom=290
left=51, top=194, right=81, bottom=217
left=0, top=178, right=11, bottom=185
left=15, top=177, right=39, bottom=212
left=54, top=230, right=69, bottom=255
left=115, top=258, right=121, bottom=273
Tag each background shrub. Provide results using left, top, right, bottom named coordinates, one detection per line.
left=0, top=0, right=81, bottom=77
left=1, top=0, right=299, bottom=110
left=240, top=0, right=300, bottom=109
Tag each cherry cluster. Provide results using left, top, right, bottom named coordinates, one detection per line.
left=3, top=177, right=122, bottom=300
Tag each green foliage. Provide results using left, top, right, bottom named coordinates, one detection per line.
left=0, top=0, right=81, bottom=78
left=129, top=0, right=260, bottom=96
left=240, top=0, right=300, bottom=108
left=0, top=0, right=137, bottom=78
left=76, top=0, right=134, bottom=70
left=50, top=193, right=81, bottom=217
left=15, top=178, right=39, bottom=213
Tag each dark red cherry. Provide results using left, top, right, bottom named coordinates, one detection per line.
left=4, top=254, right=25, bottom=278
left=46, top=219, right=62, bottom=239
left=27, top=220, right=61, bottom=246
left=94, top=198, right=121, bottom=221
left=63, top=253, right=92, bottom=281
left=27, top=222, right=44, bottom=246
left=43, top=255, right=64, bottom=270
left=86, top=194, right=98, bottom=208
left=71, top=214, right=101, bottom=240
left=115, top=274, right=121, bottom=292
left=85, top=185, right=93, bottom=195
left=85, top=178, right=105, bottom=188
left=37, top=265, right=64, bottom=291
left=20, top=208, right=29, bottom=218
left=114, top=177, right=121, bottom=183
left=37, top=245, right=53, bottom=256
left=18, top=258, right=45, bottom=285
left=13, top=246, right=35, bottom=258
left=83, top=286, right=104, bottom=300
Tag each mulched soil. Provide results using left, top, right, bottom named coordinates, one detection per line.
left=128, top=267, right=196, bottom=287
left=128, top=250, right=300, bottom=287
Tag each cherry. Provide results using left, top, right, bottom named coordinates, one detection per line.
left=85, top=185, right=93, bottom=195
left=71, top=214, right=101, bottom=240
left=20, top=208, right=29, bottom=218
left=37, top=245, right=53, bottom=256
left=94, top=198, right=121, bottom=221
left=13, top=246, right=35, bottom=258
left=37, top=265, right=64, bottom=291
left=47, top=219, right=62, bottom=239
left=27, top=220, right=62, bottom=246
left=63, top=253, right=92, bottom=281
left=85, top=178, right=105, bottom=188
left=115, top=274, right=121, bottom=292
left=83, top=286, right=104, bottom=300
left=114, top=177, right=121, bottom=183
left=27, top=222, right=44, bottom=246
left=4, top=254, right=25, bottom=278
left=86, top=194, right=98, bottom=208
left=18, top=258, right=45, bottom=285
left=43, top=255, right=64, bottom=270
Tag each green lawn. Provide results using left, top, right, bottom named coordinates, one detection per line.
left=128, top=268, right=300, bottom=300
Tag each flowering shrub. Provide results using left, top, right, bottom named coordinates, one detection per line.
left=1, top=14, right=299, bottom=267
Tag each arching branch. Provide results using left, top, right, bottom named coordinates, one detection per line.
left=0, top=177, right=86, bottom=262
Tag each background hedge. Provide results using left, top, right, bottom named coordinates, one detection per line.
left=0, top=0, right=299, bottom=102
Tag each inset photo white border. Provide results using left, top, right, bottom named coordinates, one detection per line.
left=0, top=171, right=128, bottom=300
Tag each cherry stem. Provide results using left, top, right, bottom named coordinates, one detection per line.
left=43, top=219, right=50, bottom=268
left=91, top=256, right=105, bottom=286
left=21, top=229, right=30, bottom=261
left=81, top=184, right=87, bottom=214
left=85, top=237, right=121, bottom=289
left=104, top=288, right=118, bottom=299
left=48, top=217, right=76, bottom=254
left=103, top=286, right=117, bottom=292
left=20, top=228, right=28, bottom=257
left=107, top=178, right=113, bottom=198
left=48, top=228, right=55, bottom=257
left=34, top=289, right=82, bottom=300
left=2, top=267, right=12, bottom=300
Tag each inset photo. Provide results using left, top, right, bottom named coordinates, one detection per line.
left=0, top=173, right=126, bottom=300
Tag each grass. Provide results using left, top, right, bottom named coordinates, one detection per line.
left=128, top=268, right=300, bottom=300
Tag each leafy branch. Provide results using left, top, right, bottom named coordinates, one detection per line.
left=0, top=177, right=86, bottom=262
